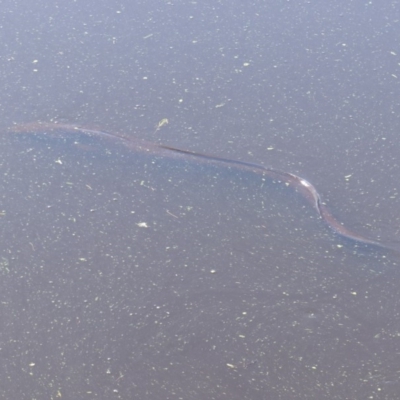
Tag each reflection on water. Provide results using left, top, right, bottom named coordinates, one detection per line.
left=0, top=125, right=399, bottom=399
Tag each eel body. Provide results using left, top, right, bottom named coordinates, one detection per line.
left=8, top=122, right=394, bottom=252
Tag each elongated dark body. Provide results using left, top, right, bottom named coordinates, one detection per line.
left=158, top=145, right=390, bottom=250
left=9, top=122, right=393, bottom=252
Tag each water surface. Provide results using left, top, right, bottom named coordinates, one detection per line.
left=0, top=126, right=399, bottom=399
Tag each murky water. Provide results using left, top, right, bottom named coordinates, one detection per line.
left=0, top=127, right=399, bottom=399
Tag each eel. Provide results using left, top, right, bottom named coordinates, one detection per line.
left=8, top=122, right=395, bottom=252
